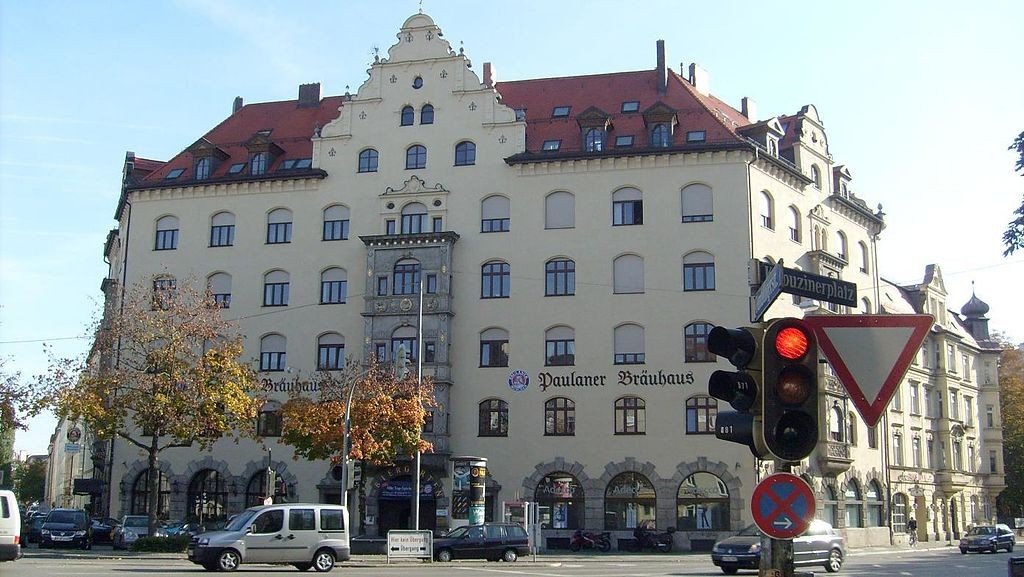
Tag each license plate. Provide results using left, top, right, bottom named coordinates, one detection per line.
left=54, top=536, right=71, bottom=541
left=722, top=555, right=738, bottom=562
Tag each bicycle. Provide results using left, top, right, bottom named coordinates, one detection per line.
left=908, top=531, right=918, bottom=546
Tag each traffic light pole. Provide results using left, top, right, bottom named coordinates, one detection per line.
left=762, top=460, right=796, bottom=577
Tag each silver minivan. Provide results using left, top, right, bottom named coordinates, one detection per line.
left=187, top=503, right=350, bottom=572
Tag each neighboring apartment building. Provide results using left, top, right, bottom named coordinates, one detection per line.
left=78, top=12, right=1002, bottom=550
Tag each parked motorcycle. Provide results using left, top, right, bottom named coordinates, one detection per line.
left=569, top=529, right=612, bottom=552
left=630, top=522, right=675, bottom=552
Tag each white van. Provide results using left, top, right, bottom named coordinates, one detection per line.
left=187, top=503, right=350, bottom=572
left=0, top=489, right=22, bottom=561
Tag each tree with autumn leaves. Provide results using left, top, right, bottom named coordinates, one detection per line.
left=32, top=278, right=264, bottom=536
left=997, top=339, right=1024, bottom=520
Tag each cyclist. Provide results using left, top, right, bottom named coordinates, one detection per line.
left=907, top=518, right=918, bottom=546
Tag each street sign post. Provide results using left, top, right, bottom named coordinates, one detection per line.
left=751, top=473, right=816, bottom=539
left=803, top=314, right=932, bottom=427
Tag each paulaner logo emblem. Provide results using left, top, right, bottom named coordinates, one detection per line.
left=508, top=370, right=529, bottom=392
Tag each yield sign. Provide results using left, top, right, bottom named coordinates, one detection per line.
left=803, top=314, right=933, bottom=427
left=751, top=473, right=815, bottom=539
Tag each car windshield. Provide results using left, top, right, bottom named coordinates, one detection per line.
left=47, top=511, right=85, bottom=524
left=225, top=510, right=257, bottom=532
left=444, top=526, right=469, bottom=538
left=968, top=526, right=996, bottom=536
left=124, top=517, right=147, bottom=527
left=737, top=524, right=763, bottom=537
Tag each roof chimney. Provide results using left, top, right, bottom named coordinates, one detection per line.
left=298, top=83, right=321, bottom=108
left=656, top=40, right=667, bottom=94
left=688, top=63, right=710, bottom=96
left=233, top=96, right=243, bottom=114
left=741, top=97, right=757, bottom=122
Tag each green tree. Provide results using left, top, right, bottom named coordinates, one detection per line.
left=1004, top=130, right=1024, bottom=256
left=997, top=340, right=1024, bottom=519
left=32, top=278, right=265, bottom=535
left=13, top=458, right=46, bottom=504
left=0, top=357, right=31, bottom=489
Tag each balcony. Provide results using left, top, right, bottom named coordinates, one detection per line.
left=817, top=440, right=853, bottom=474
left=983, top=472, right=1006, bottom=492
left=935, top=470, right=972, bottom=492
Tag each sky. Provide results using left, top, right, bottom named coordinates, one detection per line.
left=2, top=0, right=1022, bottom=457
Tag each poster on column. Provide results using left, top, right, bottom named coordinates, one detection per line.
left=469, top=461, right=488, bottom=525
left=451, top=456, right=487, bottom=525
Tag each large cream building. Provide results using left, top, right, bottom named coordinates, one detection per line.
left=74, top=12, right=1004, bottom=551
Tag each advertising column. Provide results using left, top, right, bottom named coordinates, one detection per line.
left=451, top=456, right=487, bottom=527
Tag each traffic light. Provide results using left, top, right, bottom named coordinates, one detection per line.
left=707, top=325, right=766, bottom=458
left=761, top=318, right=819, bottom=462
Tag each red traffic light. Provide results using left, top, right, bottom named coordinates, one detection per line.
left=773, top=326, right=809, bottom=360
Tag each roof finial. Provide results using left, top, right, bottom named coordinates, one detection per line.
left=419, top=0, right=423, bottom=14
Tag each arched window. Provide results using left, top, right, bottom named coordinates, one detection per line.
left=822, top=485, right=839, bottom=527
left=612, top=187, right=643, bottom=225
left=847, top=412, right=858, bottom=446
left=811, top=164, right=821, bottom=189
left=614, top=396, right=646, bottom=434
left=759, top=191, right=774, bottom=229
left=677, top=472, right=730, bottom=531
left=151, top=275, right=177, bottom=310
left=266, top=208, right=292, bottom=244
left=392, top=258, right=420, bottom=295
left=478, top=398, right=508, bottom=436
left=844, top=480, right=863, bottom=528
left=195, top=157, right=212, bottom=180
left=481, top=261, right=510, bottom=298
left=130, top=469, right=170, bottom=516
left=829, top=405, right=844, bottom=442
left=260, top=334, right=286, bottom=372
left=263, top=270, right=290, bottom=306
left=358, top=148, right=379, bottom=173
left=684, top=322, right=715, bottom=362
left=187, top=469, right=228, bottom=523
left=866, top=480, right=885, bottom=526
left=545, top=258, right=575, bottom=296
left=605, top=472, right=655, bottom=530
left=400, top=202, right=428, bottom=234
left=251, top=152, right=267, bottom=176
left=613, top=324, right=644, bottom=365
left=155, top=215, right=179, bottom=250
left=320, top=267, right=348, bottom=304
left=257, top=400, right=282, bottom=437
left=455, top=141, right=476, bottom=166
left=534, top=472, right=584, bottom=529
left=481, top=195, right=510, bottom=232
left=681, top=183, right=713, bottom=222
left=861, top=297, right=872, bottom=314
left=613, top=254, right=644, bottom=294
left=835, top=230, right=848, bottom=260
left=788, top=206, right=802, bottom=243
left=858, top=241, right=870, bottom=273
left=544, top=191, right=575, bottom=229
left=391, top=326, right=418, bottom=364
left=420, top=104, right=434, bottom=124
left=891, top=492, right=908, bottom=534
left=317, top=333, right=345, bottom=370
left=245, top=468, right=283, bottom=508
left=479, top=328, right=509, bottom=367
left=685, top=396, right=717, bottom=434
left=323, top=205, right=350, bottom=241
left=682, top=251, right=715, bottom=291
left=545, top=326, right=575, bottom=366
left=544, top=397, right=575, bottom=435
left=207, top=272, right=232, bottom=308
left=210, top=211, right=235, bottom=247
left=400, top=105, right=414, bottom=126
left=405, top=144, right=426, bottom=169
left=650, top=123, right=671, bottom=147
left=584, top=127, right=605, bottom=152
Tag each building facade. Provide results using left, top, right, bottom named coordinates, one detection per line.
left=74, top=12, right=1004, bottom=550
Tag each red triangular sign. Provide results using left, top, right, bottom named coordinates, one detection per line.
left=803, top=314, right=933, bottom=427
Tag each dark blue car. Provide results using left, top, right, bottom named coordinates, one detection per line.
left=959, top=524, right=1016, bottom=554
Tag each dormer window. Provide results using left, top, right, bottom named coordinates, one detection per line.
left=616, top=135, right=634, bottom=148
left=514, top=109, right=527, bottom=121
left=251, top=152, right=268, bottom=176
left=650, top=123, right=671, bottom=147
left=584, top=128, right=605, bottom=152
left=552, top=106, right=571, bottom=118
left=686, top=131, right=706, bottom=143
left=228, top=163, right=246, bottom=175
left=542, top=140, right=561, bottom=152
left=165, top=168, right=184, bottom=180
left=621, top=101, right=640, bottom=113
left=195, top=157, right=212, bottom=180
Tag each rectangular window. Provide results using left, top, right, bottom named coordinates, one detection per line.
left=620, top=101, right=640, bottom=113
left=266, top=222, right=292, bottom=244
left=615, top=398, right=645, bottom=435
left=893, top=435, right=904, bottom=466
left=962, top=354, right=970, bottom=380
left=615, top=135, right=634, bottom=148
left=228, top=162, right=246, bottom=175
left=987, top=405, right=994, bottom=428
left=321, top=280, right=347, bottom=304
left=909, top=383, right=920, bottom=415
left=683, top=263, right=716, bottom=291
left=401, top=214, right=427, bottom=234
left=686, top=130, right=706, bottom=142
left=422, top=410, right=434, bottom=433
left=912, top=437, right=922, bottom=468
left=164, top=168, right=184, bottom=180
left=376, top=277, right=388, bottom=296
left=891, top=389, right=902, bottom=411
left=949, top=390, right=959, bottom=420
left=964, top=396, right=973, bottom=426
left=213, top=293, right=231, bottom=308
left=867, top=426, right=878, bottom=449
left=323, top=219, right=349, bottom=241
left=260, top=352, right=286, bottom=372
left=425, top=274, right=437, bottom=294
left=210, top=225, right=234, bottom=247
left=479, top=400, right=508, bottom=437
left=551, top=106, right=571, bottom=118
left=432, top=216, right=443, bottom=233
left=318, top=344, right=345, bottom=370
left=264, top=282, right=289, bottom=306
left=989, top=450, right=998, bottom=473
left=424, top=341, right=436, bottom=364
left=947, top=344, right=956, bottom=372
left=614, top=353, right=645, bottom=365
left=481, top=218, right=510, bottom=232
left=685, top=397, right=717, bottom=434
left=545, top=339, right=575, bottom=366
left=257, top=411, right=283, bottom=436
left=480, top=340, right=509, bottom=368
left=375, top=342, right=387, bottom=361
left=386, top=220, right=396, bottom=235
left=321, top=509, right=346, bottom=532
left=289, top=509, right=316, bottom=531
left=542, top=140, right=561, bottom=151
left=612, top=200, right=643, bottom=226
left=155, top=229, right=178, bottom=250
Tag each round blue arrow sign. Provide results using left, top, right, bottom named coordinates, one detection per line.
left=751, top=473, right=816, bottom=539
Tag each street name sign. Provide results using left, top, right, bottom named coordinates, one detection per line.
left=750, top=260, right=783, bottom=322
left=778, top=266, right=857, bottom=307
left=803, top=314, right=933, bottom=427
left=751, top=473, right=815, bottom=539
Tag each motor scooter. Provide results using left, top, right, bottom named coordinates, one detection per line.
left=630, top=522, right=675, bottom=552
left=569, top=529, right=612, bottom=552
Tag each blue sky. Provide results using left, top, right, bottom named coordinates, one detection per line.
left=2, top=0, right=1022, bottom=456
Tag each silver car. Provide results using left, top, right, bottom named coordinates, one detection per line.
left=711, top=519, right=845, bottom=574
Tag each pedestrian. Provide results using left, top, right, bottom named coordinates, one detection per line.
left=907, top=518, right=918, bottom=546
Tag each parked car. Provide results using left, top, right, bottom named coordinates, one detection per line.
left=959, top=523, right=1016, bottom=553
left=433, top=523, right=529, bottom=563
left=113, top=515, right=166, bottom=550
left=22, top=516, right=46, bottom=544
left=39, top=508, right=92, bottom=550
left=0, top=490, right=21, bottom=561
left=711, top=520, right=844, bottom=574
left=90, top=517, right=120, bottom=545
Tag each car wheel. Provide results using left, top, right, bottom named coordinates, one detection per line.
left=824, top=547, right=843, bottom=573
left=312, top=548, right=335, bottom=572
left=721, top=567, right=739, bottom=575
left=217, top=549, right=241, bottom=572
left=992, top=543, right=999, bottom=553
left=1007, top=542, right=1014, bottom=552
left=960, top=548, right=968, bottom=554
left=437, top=548, right=453, bottom=562
left=293, top=562, right=312, bottom=571
left=502, top=548, right=518, bottom=563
